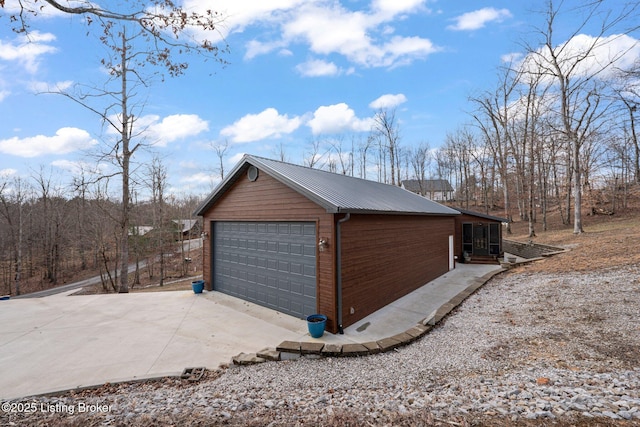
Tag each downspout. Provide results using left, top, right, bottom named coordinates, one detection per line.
left=336, top=212, right=351, bottom=334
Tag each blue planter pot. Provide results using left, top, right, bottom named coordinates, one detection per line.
left=306, top=314, right=327, bottom=338
left=191, top=280, right=204, bottom=294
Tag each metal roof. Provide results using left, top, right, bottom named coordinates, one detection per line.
left=402, top=179, right=454, bottom=193
left=172, top=219, right=200, bottom=233
left=453, top=208, right=510, bottom=223
left=195, top=155, right=461, bottom=216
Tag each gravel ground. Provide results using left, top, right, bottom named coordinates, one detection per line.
left=3, top=263, right=639, bottom=426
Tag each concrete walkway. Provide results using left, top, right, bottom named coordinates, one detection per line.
left=308, top=263, right=502, bottom=344
left=0, top=263, right=503, bottom=400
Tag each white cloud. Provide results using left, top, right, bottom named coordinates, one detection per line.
left=148, top=114, right=209, bottom=146
left=183, top=0, right=308, bottom=36
left=372, top=0, right=428, bottom=19
left=0, top=31, right=58, bottom=73
left=369, top=93, right=408, bottom=109
left=228, top=152, right=246, bottom=165
left=180, top=171, right=217, bottom=185
left=282, top=3, right=439, bottom=68
left=307, top=103, right=374, bottom=134
left=245, top=39, right=287, bottom=60
left=296, top=59, right=341, bottom=77
left=2, top=1, right=66, bottom=17
left=0, top=127, right=97, bottom=158
left=0, top=89, right=9, bottom=102
left=0, top=168, right=17, bottom=178
left=520, top=33, right=640, bottom=83
left=28, top=80, right=73, bottom=93
left=187, top=0, right=438, bottom=69
left=106, top=114, right=209, bottom=146
left=447, top=7, right=512, bottom=31
left=501, top=52, right=523, bottom=64
left=51, top=159, right=109, bottom=176
left=382, top=36, right=438, bottom=67
left=178, top=160, right=200, bottom=170
left=220, top=108, right=302, bottom=142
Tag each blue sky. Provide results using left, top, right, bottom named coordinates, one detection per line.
left=0, top=0, right=637, bottom=197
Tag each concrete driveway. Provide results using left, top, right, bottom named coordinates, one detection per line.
left=0, top=289, right=307, bottom=400
left=1, top=263, right=505, bottom=400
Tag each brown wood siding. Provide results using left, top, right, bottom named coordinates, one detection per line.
left=339, top=214, right=455, bottom=328
left=200, top=172, right=339, bottom=332
left=454, top=214, right=503, bottom=259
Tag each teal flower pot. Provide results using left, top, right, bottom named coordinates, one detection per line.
left=306, top=314, right=327, bottom=338
left=191, top=280, right=204, bottom=294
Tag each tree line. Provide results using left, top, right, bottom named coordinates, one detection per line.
left=281, top=1, right=639, bottom=238
left=0, top=167, right=201, bottom=296
left=2, top=1, right=638, bottom=297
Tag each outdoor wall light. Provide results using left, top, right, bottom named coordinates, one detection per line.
left=318, top=238, right=329, bottom=252
left=201, top=231, right=209, bottom=239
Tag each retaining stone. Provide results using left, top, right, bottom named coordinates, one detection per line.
left=235, top=265, right=502, bottom=367
left=300, top=342, right=325, bottom=354
left=406, top=324, right=431, bottom=339
left=257, top=348, right=280, bottom=361
left=321, top=343, right=342, bottom=356
left=232, top=353, right=266, bottom=366
left=362, top=341, right=381, bottom=354
left=377, top=337, right=402, bottom=352
left=390, top=332, right=414, bottom=345
left=276, top=341, right=301, bottom=353
left=341, top=343, right=369, bottom=356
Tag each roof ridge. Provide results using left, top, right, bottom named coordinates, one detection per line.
left=247, top=154, right=388, bottom=185
left=195, top=154, right=461, bottom=216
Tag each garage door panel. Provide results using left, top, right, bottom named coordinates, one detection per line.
left=290, top=281, right=302, bottom=295
left=277, top=280, right=289, bottom=293
left=290, top=262, right=302, bottom=275
left=213, top=221, right=317, bottom=319
left=304, top=282, right=315, bottom=297
left=278, top=260, right=289, bottom=273
left=303, top=264, right=316, bottom=277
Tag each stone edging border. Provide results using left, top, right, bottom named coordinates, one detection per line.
left=232, top=268, right=507, bottom=366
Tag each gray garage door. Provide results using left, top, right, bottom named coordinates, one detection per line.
left=212, top=221, right=317, bottom=319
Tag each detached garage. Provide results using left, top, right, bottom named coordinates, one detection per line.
left=195, top=155, right=461, bottom=334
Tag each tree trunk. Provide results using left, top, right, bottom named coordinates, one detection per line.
left=119, top=31, right=131, bottom=293
left=572, top=139, right=583, bottom=234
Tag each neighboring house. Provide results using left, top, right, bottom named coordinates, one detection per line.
left=402, top=179, right=454, bottom=201
left=172, top=219, right=201, bottom=239
left=195, top=155, right=463, bottom=334
left=129, top=225, right=154, bottom=236
left=453, top=208, right=507, bottom=263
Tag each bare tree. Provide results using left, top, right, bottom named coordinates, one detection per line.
left=274, top=142, right=289, bottom=162
left=357, top=135, right=375, bottom=179
left=612, top=83, right=640, bottom=183
left=445, top=128, right=477, bottom=210
left=0, top=178, right=30, bottom=296
left=148, top=157, right=168, bottom=287
left=304, top=138, right=326, bottom=168
left=329, top=136, right=353, bottom=175
left=210, top=140, right=229, bottom=180
left=470, top=65, right=520, bottom=233
left=31, top=167, right=67, bottom=285
left=21, top=2, right=227, bottom=292
left=373, top=108, right=401, bottom=185
left=6, top=1, right=226, bottom=47
left=518, top=69, right=548, bottom=237
left=409, top=142, right=432, bottom=196
left=525, top=0, right=639, bottom=233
